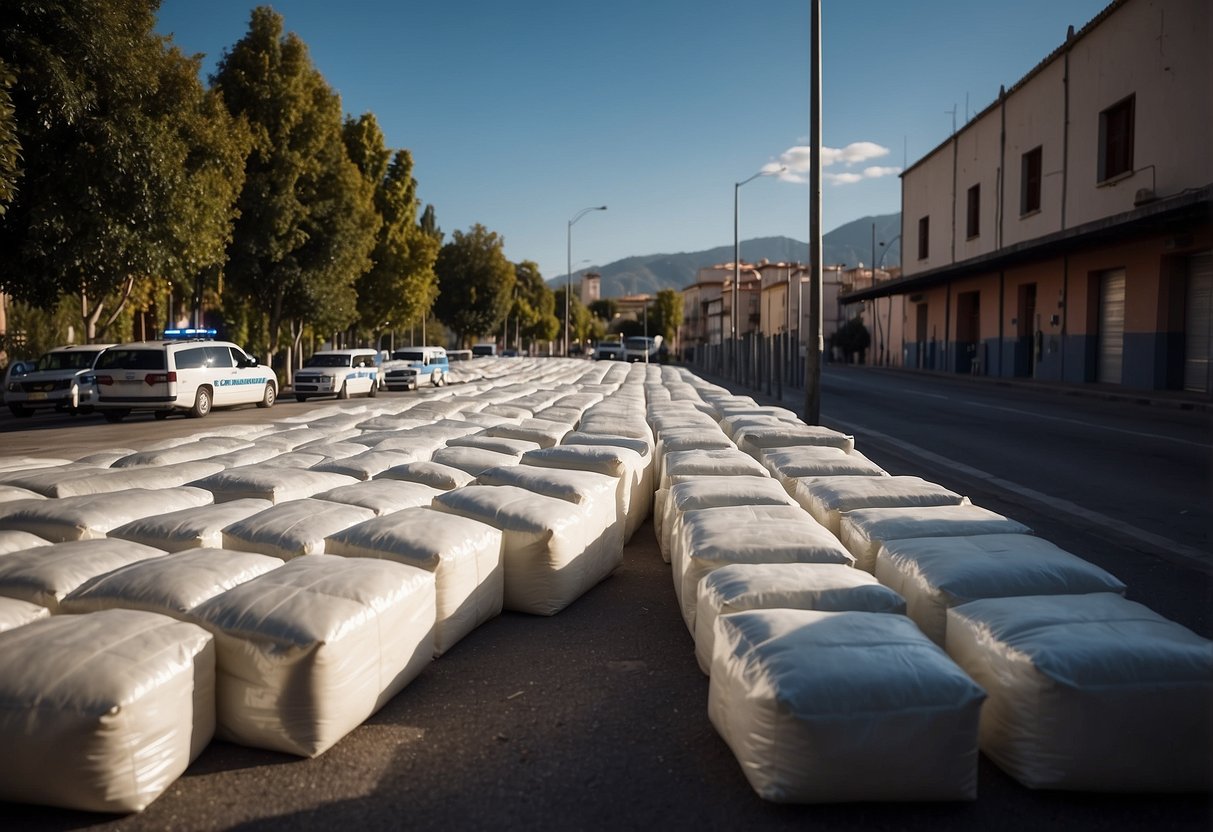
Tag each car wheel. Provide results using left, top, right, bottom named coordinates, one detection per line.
left=337, top=381, right=349, bottom=400
left=432, top=370, right=443, bottom=387
left=154, top=410, right=171, bottom=420
left=103, top=409, right=129, bottom=423
left=188, top=386, right=212, bottom=418
left=258, top=383, right=276, bottom=408
left=367, top=380, right=378, bottom=398
left=295, top=394, right=308, bottom=402
left=7, top=403, right=31, bottom=418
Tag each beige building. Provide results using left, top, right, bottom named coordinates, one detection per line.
left=848, top=0, right=1211, bottom=393
left=580, top=273, right=601, bottom=306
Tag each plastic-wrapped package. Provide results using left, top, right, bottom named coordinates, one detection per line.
left=326, top=506, right=503, bottom=656
left=313, top=449, right=424, bottom=481
left=709, top=609, right=985, bottom=803
left=717, top=413, right=800, bottom=441
left=789, top=475, right=968, bottom=536
left=456, top=411, right=520, bottom=429
left=109, top=498, right=274, bottom=552
left=562, top=431, right=654, bottom=474
left=379, top=460, right=476, bottom=491
left=0, top=529, right=49, bottom=553
left=673, top=504, right=854, bottom=632
left=204, top=445, right=283, bottom=469
left=694, top=563, right=906, bottom=674
left=315, top=479, right=442, bottom=516
left=112, top=437, right=253, bottom=468
left=188, top=554, right=433, bottom=757
left=475, top=464, right=623, bottom=566
left=255, top=451, right=329, bottom=469
left=433, top=485, right=608, bottom=616
left=46, top=461, right=226, bottom=498
left=190, top=466, right=358, bottom=503
left=482, top=403, right=534, bottom=421
left=530, top=405, right=582, bottom=426
left=0, top=487, right=213, bottom=542
left=760, top=445, right=887, bottom=490
left=432, top=446, right=522, bottom=477
left=946, top=593, right=1213, bottom=792
left=221, top=498, right=376, bottom=560
left=251, top=430, right=321, bottom=453
left=875, top=533, right=1127, bottom=645
left=289, top=439, right=371, bottom=459
left=521, top=444, right=649, bottom=542
left=0, top=538, right=168, bottom=611
left=0, top=595, right=50, bottom=633
left=659, top=476, right=796, bottom=562
left=364, top=435, right=445, bottom=456
left=659, top=448, right=768, bottom=492
left=733, top=424, right=855, bottom=460
left=60, top=548, right=283, bottom=618
left=484, top=418, right=572, bottom=449
left=445, top=434, right=542, bottom=457
left=0, top=609, right=215, bottom=813
left=0, top=485, right=45, bottom=505
left=840, top=504, right=1032, bottom=572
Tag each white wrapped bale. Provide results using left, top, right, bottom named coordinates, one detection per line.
left=946, top=593, right=1213, bottom=792
left=674, top=505, right=854, bottom=632
left=112, top=437, right=252, bottom=467
left=0, top=529, right=49, bottom=553
left=221, top=498, right=376, bottom=560
left=326, top=507, right=503, bottom=656
left=521, top=444, right=649, bottom=542
left=190, top=467, right=358, bottom=503
left=0, top=596, right=50, bottom=632
left=789, top=475, right=969, bottom=536
left=733, top=424, right=855, bottom=460
left=314, top=479, right=443, bottom=516
left=0, top=487, right=213, bottom=542
left=188, top=554, right=434, bottom=757
left=484, top=418, right=572, bottom=448
left=0, top=610, right=215, bottom=813
left=876, top=534, right=1127, bottom=645
left=60, top=548, right=284, bottom=618
left=205, top=445, right=283, bottom=469
left=289, top=439, right=370, bottom=459
left=48, top=461, right=226, bottom=498
left=0, top=485, right=45, bottom=504
left=365, top=435, right=445, bottom=456
left=379, top=460, right=476, bottom=491
left=659, top=476, right=796, bottom=562
left=432, top=485, right=609, bottom=615
left=562, top=431, right=654, bottom=472
left=255, top=451, right=328, bottom=469
left=659, top=447, right=768, bottom=492
left=109, top=498, right=274, bottom=552
left=760, top=445, right=887, bottom=489
left=431, top=446, right=521, bottom=477
left=313, top=449, right=423, bottom=481
left=694, top=563, right=906, bottom=674
left=445, top=434, right=542, bottom=456
left=709, top=609, right=985, bottom=803
left=841, top=504, right=1033, bottom=572
left=0, top=538, right=168, bottom=612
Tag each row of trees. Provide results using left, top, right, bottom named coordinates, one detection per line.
left=0, top=2, right=610, bottom=368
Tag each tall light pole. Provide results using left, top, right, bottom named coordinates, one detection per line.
left=733, top=167, right=783, bottom=377
left=567, top=205, right=607, bottom=356
left=878, top=234, right=901, bottom=367
left=804, top=0, right=823, bottom=423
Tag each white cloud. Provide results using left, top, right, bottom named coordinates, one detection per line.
left=767, top=142, right=899, bottom=186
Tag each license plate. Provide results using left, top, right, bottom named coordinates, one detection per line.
left=28, top=392, right=47, bottom=401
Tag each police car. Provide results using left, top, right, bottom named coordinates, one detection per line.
left=292, top=349, right=381, bottom=401
left=383, top=346, right=449, bottom=391
left=3, top=343, right=116, bottom=417
left=92, top=329, right=277, bottom=421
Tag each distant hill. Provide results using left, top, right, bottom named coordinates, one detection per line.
left=550, top=213, right=901, bottom=297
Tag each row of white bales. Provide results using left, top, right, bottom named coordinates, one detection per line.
left=0, top=359, right=1208, bottom=812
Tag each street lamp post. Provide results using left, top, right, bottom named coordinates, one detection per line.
left=566, top=205, right=607, bottom=357
left=878, top=234, right=901, bottom=366
left=733, top=167, right=783, bottom=378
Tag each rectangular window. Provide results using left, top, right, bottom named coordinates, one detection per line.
left=1099, top=95, right=1135, bottom=182
left=1021, top=146, right=1042, bottom=215
left=966, top=184, right=980, bottom=239
left=918, top=215, right=930, bottom=260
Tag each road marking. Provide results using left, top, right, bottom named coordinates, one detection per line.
left=825, top=415, right=1212, bottom=572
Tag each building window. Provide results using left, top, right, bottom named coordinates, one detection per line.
left=1021, top=146, right=1042, bottom=215
left=966, top=184, right=980, bottom=239
left=918, top=216, right=929, bottom=260
left=1099, top=94, right=1134, bottom=182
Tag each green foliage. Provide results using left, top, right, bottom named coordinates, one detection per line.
left=553, top=286, right=593, bottom=344
left=213, top=6, right=376, bottom=361
left=651, top=288, right=683, bottom=344
left=433, top=224, right=516, bottom=346
left=0, top=59, right=18, bottom=213
left=2, top=296, right=82, bottom=362
left=831, top=315, right=871, bottom=361
left=588, top=298, right=617, bottom=323
left=513, top=260, right=559, bottom=345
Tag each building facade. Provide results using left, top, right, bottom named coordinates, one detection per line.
left=845, top=0, right=1211, bottom=394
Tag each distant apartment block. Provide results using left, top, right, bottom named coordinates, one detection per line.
left=845, top=0, right=1211, bottom=394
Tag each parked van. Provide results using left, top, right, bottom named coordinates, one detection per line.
left=384, top=346, right=449, bottom=390
left=4, top=344, right=115, bottom=417
left=624, top=335, right=663, bottom=363
left=292, top=349, right=381, bottom=401
left=92, top=330, right=276, bottom=421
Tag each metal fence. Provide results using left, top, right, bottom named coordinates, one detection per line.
left=684, top=331, right=810, bottom=399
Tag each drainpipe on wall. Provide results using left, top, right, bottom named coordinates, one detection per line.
left=1062, top=24, right=1074, bottom=231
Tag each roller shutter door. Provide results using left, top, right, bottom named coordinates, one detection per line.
left=1097, top=269, right=1125, bottom=385
left=1184, top=252, right=1212, bottom=393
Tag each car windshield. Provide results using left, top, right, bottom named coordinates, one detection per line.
left=624, top=338, right=652, bottom=350
left=394, top=351, right=425, bottom=362
left=304, top=354, right=353, bottom=368
left=36, top=350, right=103, bottom=371
left=95, top=349, right=165, bottom=371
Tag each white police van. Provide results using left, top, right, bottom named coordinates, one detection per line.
left=4, top=344, right=116, bottom=418
left=383, top=346, right=449, bottom=390
left=293, top=349, right=381, bottom=401
left=92, top=329, right=277, bottom=421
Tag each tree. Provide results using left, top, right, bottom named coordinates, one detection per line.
left=831, top=315, right=871, bottom=363
left=213, top=6, right=376, bottom=364
left=0, top=1, right=250, bottom=341
left=433, top=225, right=516, bottom=346
left=342, top=114, right=439, bottom=347
left=553, top=286, right=593, bottom=346
left=650, top=288, right=683, bottom=345
left=0, top=59, right=18, bottom=214
left=588, top=298, right=618, bottom=324
left=512, top=260, right=559, bottom=348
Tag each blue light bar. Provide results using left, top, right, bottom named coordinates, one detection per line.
left=164, top=328, right=218, bottom=339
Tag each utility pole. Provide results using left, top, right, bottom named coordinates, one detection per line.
left=804, top=0, right=823, bottom=424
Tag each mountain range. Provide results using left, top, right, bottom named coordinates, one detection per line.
left=549, top=213, right=901, bottom=298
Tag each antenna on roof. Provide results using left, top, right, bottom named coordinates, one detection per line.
left=946, top=104, right=957, bottom=135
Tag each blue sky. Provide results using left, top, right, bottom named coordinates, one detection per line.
left=157, top=0, right=1112, bottom=281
